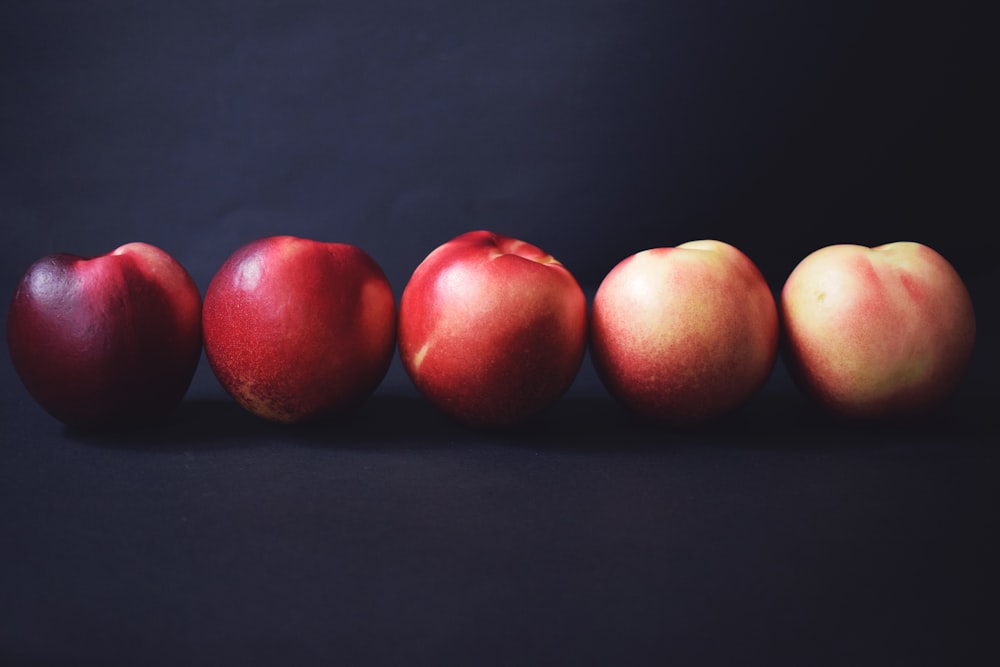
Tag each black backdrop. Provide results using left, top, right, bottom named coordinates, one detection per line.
left=2, top=0, right=992, bottom=292
left=2, top=2, right=996, bottom=666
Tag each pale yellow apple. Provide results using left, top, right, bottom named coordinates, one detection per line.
left=780, top=242, right=976, bottom=419
left=590, top=240, right=779, bottom=424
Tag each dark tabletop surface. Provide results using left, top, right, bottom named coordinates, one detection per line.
left=2, top=316, right=997, bottom=666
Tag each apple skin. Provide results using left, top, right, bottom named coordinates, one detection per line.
left=779, top=242, right=976, bottom=420
left=398, top=230, right=587, bottom=428
left=6, top=242, right=203, bottom=428
left=590, top=240, right=779, bottom=425
left=202, top=236, right=396, bottom=423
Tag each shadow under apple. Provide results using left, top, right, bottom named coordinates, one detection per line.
left=66, top=382, right=990, bottom=453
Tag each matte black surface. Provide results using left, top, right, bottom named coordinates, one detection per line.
left=2, top=2, right=996, bottom=665
left=2, top=353, right=998, bottom=666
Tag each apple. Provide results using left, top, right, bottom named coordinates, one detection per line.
left=589, top=240, right=779, bottom=425
left=780, top=242, right=976, bottom=420
left=6, top=242, right=202, bottom=428
left=398, top=230, right=587, bottom=428
left=202, top=236, right=396, bottom=423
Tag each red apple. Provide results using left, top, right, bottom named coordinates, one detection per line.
left=202, top=236, right=396, bottom=423
left=590, top=240, right=779, bottom=424
left=6, top=242, right=202, bottom=428
left=780, top=242, right=976, bottom=419
left=398, top=230, right=587, bottom=428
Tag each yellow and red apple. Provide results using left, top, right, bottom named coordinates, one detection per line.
left=202, top=236, right=396, bottom=423
left=6, top=242, right=203, bottom=428
left=398, top=230, right=587, bottom=427
left=590, top=240, right=779, bottom=424
left=780, top=242, right=976, bottom=419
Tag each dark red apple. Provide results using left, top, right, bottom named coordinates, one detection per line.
left=398, top=230, right=587, bottom=428
left=202, top=235, right=396, bottom=423
left=6, top=242, right=203, bottom=428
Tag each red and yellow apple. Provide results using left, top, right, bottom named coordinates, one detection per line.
left=202, top=236, right=396, bottom=423
left=6, top=242, right=202, bottom=428
left=590, top=240, right=779, bottom=424
left=780, top=242, right=976, bottom=419
left=398, top=230, right=587, bottom=427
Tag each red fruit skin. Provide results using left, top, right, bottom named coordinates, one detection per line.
left=6, top=243, right=203, bottom=428
left=202, top=236, right=396, bottom=423
left=398, top=230, right=587, bottom=428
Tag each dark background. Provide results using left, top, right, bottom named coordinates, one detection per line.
left=2, top=1, right=996, bottom=665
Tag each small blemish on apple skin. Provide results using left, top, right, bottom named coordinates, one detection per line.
left=412, top=341, right=430, bottom=371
